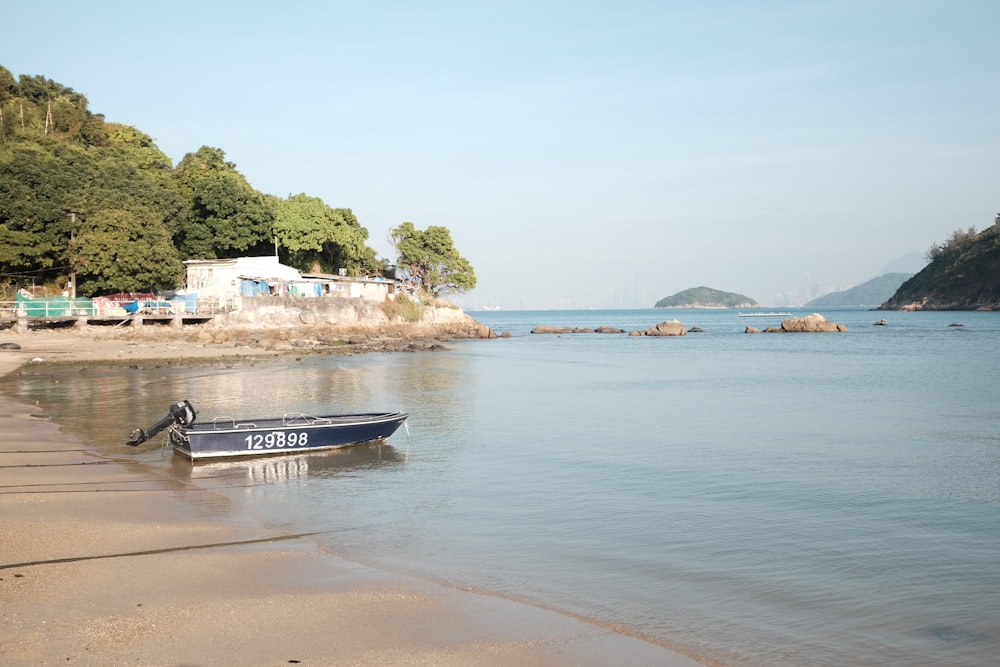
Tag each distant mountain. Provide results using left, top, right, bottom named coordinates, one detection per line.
left=804, top=273, right=913, bottom=308
left=879, top=252, right=927, bottom=275
left=881, top=219, right=1000, bottom=310
left=654, top=286, right=758, bottom=309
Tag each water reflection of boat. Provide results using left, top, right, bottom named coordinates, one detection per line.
left=173, top=443, right=407, bottom=483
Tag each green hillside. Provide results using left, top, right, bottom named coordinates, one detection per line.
left=654, top=286, right=758, bottom=309
left=880, top=218, right=1000, bottom=310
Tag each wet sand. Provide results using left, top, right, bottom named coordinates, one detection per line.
left=0, top=329, right=706, bottom=666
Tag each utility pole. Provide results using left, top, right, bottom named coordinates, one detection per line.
left=70, top=213, right=77, bottom=298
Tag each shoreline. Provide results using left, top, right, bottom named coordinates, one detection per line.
left=0, top=328, right=706, bottom=666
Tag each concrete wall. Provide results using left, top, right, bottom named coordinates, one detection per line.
left=219, top=295, right=381, bottom=327
left=215, top=294, right=469, bottom=330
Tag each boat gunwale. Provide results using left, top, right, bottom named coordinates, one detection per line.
left=181, top=411, right=409, bottom=435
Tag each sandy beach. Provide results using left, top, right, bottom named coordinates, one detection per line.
left=0, top=328, right=706, bottom=667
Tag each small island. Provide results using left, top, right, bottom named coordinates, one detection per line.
left=654, top=286, right=758, bottom=309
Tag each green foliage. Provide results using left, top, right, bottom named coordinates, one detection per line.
left=0, top=64, right=397, bottom=299
left=884, top=215, right=1000, bottom=310
left=925, top=226, right=978, bottom=262
left=69, top=207, right=184, bottom=294
left=172, top=146, right=275, bottom=258
left=275, top=194, right=379, bottom=275
left=654, top=286, right=758, bottom=308
left=0, top=66, right=106, bottom=146
left=389, top=222, right=477, bottom=296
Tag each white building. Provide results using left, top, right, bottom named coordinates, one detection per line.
left=183, top=256, right=399, bottom=305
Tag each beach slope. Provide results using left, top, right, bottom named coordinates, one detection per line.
left=0, top=330, right=704, bottom=666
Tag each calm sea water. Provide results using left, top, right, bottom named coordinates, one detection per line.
left=5, top=308, right=999, bottom=666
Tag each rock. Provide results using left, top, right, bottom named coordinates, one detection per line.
left=644, top=320, right=686, bottom=336
left=745, top=326, right=760, bottom=334
left=874, top=319, right=888, bottom=326
left=689, top=326, right=705, bottom=333
left=777, top=313, right=847, bottom=333
left=531, top=325, right=594, bottom=334
left=475, top=323, right=498, bottom=338
left=0, top=342, right=21, bottom=350
left=257, top=336, right=279, bottom=350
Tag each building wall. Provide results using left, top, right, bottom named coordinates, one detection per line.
left=185, top=257, right=400, bottom=305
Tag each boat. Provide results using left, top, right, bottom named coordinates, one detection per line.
left=737, top=311, right=792, bottom=318
left=126, top=400, right=408, bottom=461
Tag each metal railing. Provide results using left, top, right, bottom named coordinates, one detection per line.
left=0, top=297, right=236, bottom=319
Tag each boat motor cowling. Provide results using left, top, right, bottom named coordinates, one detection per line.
left=126, top=400, right=197, bottom=446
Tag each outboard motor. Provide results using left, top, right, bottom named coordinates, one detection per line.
left=126, top=400, right=197, bottom=446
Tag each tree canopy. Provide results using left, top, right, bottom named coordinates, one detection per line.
left=0, top=64, right=476, bottom=301
left=274, top=194, right=378, bottom=275
left=389, top=222, right=477, bottom=296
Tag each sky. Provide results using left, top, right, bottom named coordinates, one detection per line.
left=5, top=1, right=998, bottom=308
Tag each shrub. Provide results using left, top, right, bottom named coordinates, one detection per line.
left=380, top=293, right=424, bottom=322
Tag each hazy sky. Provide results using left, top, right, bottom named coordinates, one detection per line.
left=6, top=1, right=998, bottom=308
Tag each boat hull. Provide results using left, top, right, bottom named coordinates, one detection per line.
left=168, top=411, right=408, bottom=461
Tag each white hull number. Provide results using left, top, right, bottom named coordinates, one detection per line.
left=245, top=431, right=310, bottom=450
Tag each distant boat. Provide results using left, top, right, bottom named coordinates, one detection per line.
left=737, top=311, right=792, bottom=318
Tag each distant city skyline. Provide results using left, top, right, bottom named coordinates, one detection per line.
left=5, top=2, right=997, bottom=310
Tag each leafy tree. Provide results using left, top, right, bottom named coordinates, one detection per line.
left=925, top=226, right=978, bottom=262
left=0, top=140, right=88, bottom=280
left=0, top=128, right=185, bottom=294
left=104, top=123, right=173, bottom=171
left=274, top=193, right=378, bottom=275
left=0, top=68, right=105, bottom=145
left=389, top=222, right=476, bottom=296
left=172, top=147, right=275, bottom=258
left=68, top=206, right=183, bottom=294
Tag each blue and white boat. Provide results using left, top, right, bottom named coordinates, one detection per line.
left=127, top=400, right=408, bottom=461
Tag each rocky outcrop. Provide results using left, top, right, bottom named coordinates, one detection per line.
left=530, top=325, right=625, bottom=334
left=773, top=313, right=847, bottom=333
left=878, top=221, right=1000, bottom=311
left=630, top=320, right=686, bottom=337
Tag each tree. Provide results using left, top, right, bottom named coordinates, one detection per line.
left=0, top=140, right=91, bottom=282
left=68, top=206, right=183, bottom=294
left=172, top=147, right=275, bottom=259
left=389, top=222, right=476, bottom=296
left=0, top=124, right=186, bottom=294
left=926, top=226, right=978, bottom=262
left=274, top=194, right=379, bottom=275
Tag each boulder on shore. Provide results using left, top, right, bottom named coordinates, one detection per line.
left=630, top=320, right=687, bottom=337
left=530, top=325, right=624, bottom=334
left=776, top=313, right=847, bottom=333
